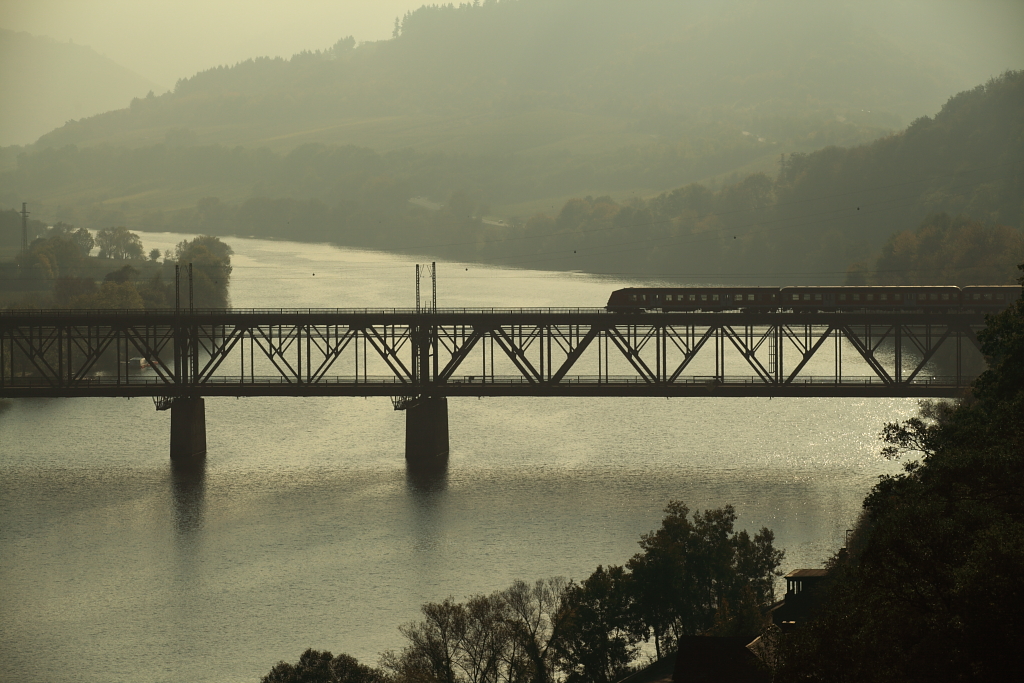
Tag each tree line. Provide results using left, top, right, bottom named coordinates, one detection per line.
left=263, top=502, right=783, bottom=683
left=1, top=222, right=233, bottom=309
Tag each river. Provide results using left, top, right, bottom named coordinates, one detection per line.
left=0, top=233, right=914, bottom=683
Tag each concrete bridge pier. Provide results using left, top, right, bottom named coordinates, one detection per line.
left=405, top=396, right=449, bottom=465
left=170, top=397, right=207, bottom=461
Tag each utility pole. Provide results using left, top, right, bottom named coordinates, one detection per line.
left=20, top=203, right=29, bottom=254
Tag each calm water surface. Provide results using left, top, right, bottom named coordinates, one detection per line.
left=1, top=235, right=914, bottom=683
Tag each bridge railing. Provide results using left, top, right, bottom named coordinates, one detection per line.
left=0, top=307, right=614, bottom=317
left=0, top=374, right=967, bottom=387
left=0, top=306, right=992, bottom=318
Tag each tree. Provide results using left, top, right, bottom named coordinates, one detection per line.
left=104, top=264, right=140, bottom=284
left=384, top=580, right=572, bottom=683
left=625, top=502, right=784, bottom=651
left=262, top=649, right=385, bottom=683
left=96, top=226, right=144, bottom=260
left=175, top=235, right=233, bottom=308
left=88, top=281, right=145, bottom=309
left=394, top=598, right=468, bottom=683
left=501, top=578, right=569, bottom=683
left=50, top=222, right=95, bottom=256
left=552, top=566, right=636, bottom=683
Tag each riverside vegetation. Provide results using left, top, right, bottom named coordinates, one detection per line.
left=262, top=502, right=784, bottom=683
left=0, top=215, right=232, bottom=310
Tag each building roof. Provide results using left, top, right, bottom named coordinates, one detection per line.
left=785, top=568, right=828, bottom=578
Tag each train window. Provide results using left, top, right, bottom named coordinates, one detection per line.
left=894, top=293, right=901, bottom=300
left=630, top=295, right=637, bottom=302
left=713, top=294, right=720, bottom=301
left=792, top=294, right=800, bottom=301
left=839, top=294, right=846, bottom=301
left=748, top=294, right=755, bottom=301
left=880, top=294, right=887, bottom=301
left=701, top=294, right=708, bottom=301
left=931, top=293, right=938, bottom=300
left=814, top=293, right=822, bottom=301
left=735, top=294, right=743, bottom=302
left=771, top=294, right=777, bottom=300
left=985, top=293, right=993, bottom=300
left=853, top=294, right=860, bottom=301
left=689, top=294, right=696, bottom=301
left=665, top=295, right=673, bottom=302
left=868, top=294, right=875, bottom=301
left=803, top=294, right=811, bottom=301
left=942, top=293, right=949, bottom=301
left=997, top=293, right=1004, bottom=300
left=973, top=293, right=980, bottom=300
left=642, top=295, right=648, bottom=301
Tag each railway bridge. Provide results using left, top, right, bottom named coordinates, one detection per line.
left=1, top=308, right=987, bottom=462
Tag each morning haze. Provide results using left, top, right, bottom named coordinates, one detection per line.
left=2, top=1, right=1024, bottom=682
left=2, top=0, right=1022, bottom=283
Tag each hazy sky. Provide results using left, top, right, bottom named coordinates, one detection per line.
left=2, top=0, right=1022, bottom=96
left=0, top=0, right=428, bottom=88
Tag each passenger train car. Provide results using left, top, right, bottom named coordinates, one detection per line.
left=606, top=285, right=1021, bottom=312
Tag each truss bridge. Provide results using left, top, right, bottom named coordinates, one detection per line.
left=1, top=308, right=986, bottom=461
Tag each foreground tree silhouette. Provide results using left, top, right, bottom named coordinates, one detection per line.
left=777, top=265, right=1024, bottom=682
left=626, top=502, right=784, bottom=655
left=262, top=649, right=385, bottom=683
left=552, top=566, right=636, bottom=683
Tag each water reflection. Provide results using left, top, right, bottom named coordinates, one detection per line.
left=406, top=455, right=449, bottom=493
left=170, top=457, right=207, bottom=534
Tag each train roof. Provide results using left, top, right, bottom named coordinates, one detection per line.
left=611, top=284, right=1019, bottom=290
left=780, top=285, right=960, bottom=289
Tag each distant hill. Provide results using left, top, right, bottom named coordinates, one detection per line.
left=9, top=0, right=1012, bottom=220
left=27, top=0, right=971, bottom=159
left=5, top=71, right=1020, bottom=286
left=0, top=29, right=164, bottom=147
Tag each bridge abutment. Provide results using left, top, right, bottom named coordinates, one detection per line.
left=170, top=397, right=207, bottom=461
left=405, top=396, right=449, bottom=464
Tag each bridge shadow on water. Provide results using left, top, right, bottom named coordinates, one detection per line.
left=170, top=457, right=207, bottom=535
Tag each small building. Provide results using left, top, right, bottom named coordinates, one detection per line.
left=770, top=568, right=829, bottom=633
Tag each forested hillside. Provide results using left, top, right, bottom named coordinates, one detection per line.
left=5, top=70, right=1020, bottom=284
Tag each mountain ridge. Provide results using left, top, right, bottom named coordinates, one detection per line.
left=0, top=28, right=165, bottom=146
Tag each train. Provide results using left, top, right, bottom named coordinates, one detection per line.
left=605, top=285, right=1021, bottom=312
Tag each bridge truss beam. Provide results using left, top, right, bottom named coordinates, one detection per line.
left=1, top=310, right=986, bottom=399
